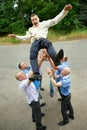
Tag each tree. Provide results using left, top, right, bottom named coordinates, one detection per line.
left=77, top=0, right=87, bottom=28
left=0, top=0, right=15, bottom=35
left=0, top=0, right=26, bottom=35
left=0, top=0, right=87, bottom=35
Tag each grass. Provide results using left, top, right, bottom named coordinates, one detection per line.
left=0, top=29, right=87, bottom=45
left=66, top=29, right=87, bottom=40
left=48, top=28, right=87, bottom=42
left=0, top=36, right=30, bottom=45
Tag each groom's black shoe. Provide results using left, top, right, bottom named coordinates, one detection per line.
left=53, top=49, right=64, bottom=66
left=68, top=114, right=74, bottom=120
left=29, top=74, right=42, bottom=81
left=56, top=49, right=64, bottom=61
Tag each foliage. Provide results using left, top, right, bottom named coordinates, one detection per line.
left=0, top=0, right=87, bottom=35
left=77, top=0, right=87, bottom=27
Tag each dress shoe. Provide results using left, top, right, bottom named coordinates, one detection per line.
left=32, top=118, right=35, bottom=122
left=40, top=103, right=46, bottom=107
left=56, top=49, right=64, bottom=60
left=58, top=98, right=62, bottom=101
left=29, top=74, right=42, bottom=81
left=68, top=114, right=74, bottom=119
left=58, top=120, right=69, bottom=126
left=41, top=113, right=45, bottom=117
left=53, top=57, right=60, bottom=66
left=40, top=88, right=45, bottom=91
left=53, top=49, right=64, bottom=66
left=37, top=125, right=47, bottom=130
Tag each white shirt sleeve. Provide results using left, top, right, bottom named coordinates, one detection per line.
left=44, top=9, right=68, bottom=27
left=16, top=28, right=32, bottom=40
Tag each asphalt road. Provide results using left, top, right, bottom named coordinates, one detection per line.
left=0, top=39, right=87, bottom=130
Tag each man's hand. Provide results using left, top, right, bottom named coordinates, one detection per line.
left=47, top=68, right=54, bottom=76
left=64, top=4, right=72, bottom=11
left=8, top=34, right=16, bottom=38
left=47, top=68, right=52, bottom=75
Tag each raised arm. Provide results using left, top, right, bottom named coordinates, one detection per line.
left=37, top=49, right=48, bottom=68
left=27, top=70, right=33, bottom=85
left=45, top=4, right=72, bottom=27
left=47, top=68, right=61, bottom=87
left=48, top=57, right=58, bottom=70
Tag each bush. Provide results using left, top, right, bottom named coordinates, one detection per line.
left=9, top=20, right=26, bottom=34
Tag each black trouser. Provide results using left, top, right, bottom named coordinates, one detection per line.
left=57, top=87, right=62, bottom=97
left=61, top=94, right=74, bottom=122
left=30, top=38, right=56, bottom=74
left=29, top=101, right=42, bottom=128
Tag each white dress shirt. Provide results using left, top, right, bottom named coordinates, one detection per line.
left=16, top=9, right=68, bottom=43
left=19, top=79, right=39, bottom=104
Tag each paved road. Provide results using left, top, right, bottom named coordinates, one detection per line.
left=0, top=39, right=87, bottom=130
